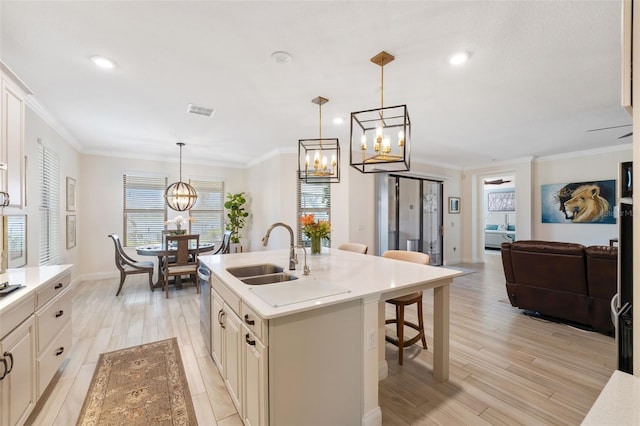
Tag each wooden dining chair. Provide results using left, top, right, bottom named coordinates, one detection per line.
left=338, top=242, right=368, bottom=254
left=108, top=234, right=154, bottom=296
left=162, top=234, right=200, bottom=298
left=382, top=250, right=430, bottom=365
left=213, top=230, right=232, bottom=255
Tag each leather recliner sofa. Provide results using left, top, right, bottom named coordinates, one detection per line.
left=501, top=240, right=617, bottom=334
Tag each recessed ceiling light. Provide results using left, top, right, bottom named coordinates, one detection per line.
left=449, top=51, right=470, bottom=66
left=333, top=117, right=344, bottom=125
left=271, top=51, right=292, bottom=64
left=90, top=55, right=117, bottom=69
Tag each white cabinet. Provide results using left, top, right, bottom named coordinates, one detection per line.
left=210, top=276, right=267, bottom=425
left=0, top=315, right=36, bottom=426
left=0, top=65, right=28, bottom=209
left=0, top=267, right=72, bottom=426
left=223, top=305, right=243, bottom=412
left=242, top=324, right=267, bottom=426
left=211, top=287, right=243, bottom=414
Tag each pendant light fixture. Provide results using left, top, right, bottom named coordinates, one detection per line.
left=350, top=51, right=411, bottom=173
left=165, top=142, right=198, bottom=211
left=298, top=96, right=340, bottom=183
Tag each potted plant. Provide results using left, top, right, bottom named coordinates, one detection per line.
left=224, top=192, right=249, bottom=252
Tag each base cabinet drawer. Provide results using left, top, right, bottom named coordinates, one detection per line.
left=36, top=289, right=72, bottom=352
left=35, top=274, right=71, bottom=311
left=37, top=321, right=71, bottom=398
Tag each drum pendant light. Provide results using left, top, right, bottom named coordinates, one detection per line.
left=165, top=142, right=197, bottom=211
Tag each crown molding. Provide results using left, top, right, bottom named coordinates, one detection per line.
left=24, top=96, right=83, bottom=152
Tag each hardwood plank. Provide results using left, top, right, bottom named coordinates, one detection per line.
left=27, top=255, right=615, bottom=425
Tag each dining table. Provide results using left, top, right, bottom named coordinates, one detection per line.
left=135, top=241, right=215, bottom=288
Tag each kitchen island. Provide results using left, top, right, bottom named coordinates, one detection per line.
left=199, top=248, right=460, bottom=426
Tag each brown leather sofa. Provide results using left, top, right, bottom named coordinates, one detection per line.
left=501, top=240, right=617, bottom=334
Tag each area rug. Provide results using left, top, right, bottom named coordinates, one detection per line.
left=76, top=337, right=198, bottom=425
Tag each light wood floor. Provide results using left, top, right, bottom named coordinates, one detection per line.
left=27, top=253, right=615, bottom=425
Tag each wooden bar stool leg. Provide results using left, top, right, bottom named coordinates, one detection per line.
left=418, top=301, right=427, bottom=349
left=398, top=304, right=405, bottom=366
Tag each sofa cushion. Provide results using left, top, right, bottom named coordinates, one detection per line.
left=509, top=240, right=587, bottom=294
left=585, top=246, right=617, bottom=300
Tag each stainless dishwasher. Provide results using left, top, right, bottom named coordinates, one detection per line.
left=198, top=262, right=211, bottom=354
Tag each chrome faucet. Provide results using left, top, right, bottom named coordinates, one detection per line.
left=262, top=222, right=297, bottom=270
left=297, top=246, right=310, bottom=275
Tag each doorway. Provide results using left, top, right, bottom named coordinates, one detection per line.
left=378, top=174, right=444, bottom=265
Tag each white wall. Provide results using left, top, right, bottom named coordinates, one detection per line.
left=533, top=147, right=630, bottom=246
left=461, top=146, right=632, bottom=264
left=78, top=154, right=245, bottom=279
left=23, top=107, right=81, bottom=276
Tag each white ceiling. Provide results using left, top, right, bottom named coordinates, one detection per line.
left=0, top=0, right=632, bottom=169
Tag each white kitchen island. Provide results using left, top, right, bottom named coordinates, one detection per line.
left=199, top=248, right=460, bottom=426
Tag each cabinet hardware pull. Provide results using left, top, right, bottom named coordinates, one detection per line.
left=244, top=314, right=255, bottom=325
left=55, top=347, right=64, bottom=356
left=55, top=310, right=64, bottom=318
left=54, top=283, right=63, bottom=290
left=3, top=352, right=13, bottom=374
left=0, top=358, right=6, bottom=380
left=245, top=333, right=256, bottom=346
left=219, top=309, right=226, bottom=329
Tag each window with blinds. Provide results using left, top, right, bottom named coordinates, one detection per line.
left=189, top=179, right=224, bottom=245
left=297, top=180, right=331, bottom=246
left=123, top=173, right=167, bottom=247
left=39, top=143, right=61, bottom=265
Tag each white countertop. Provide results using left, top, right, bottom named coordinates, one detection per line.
left=0, top=265, right=73, bottom=312
left=199, top=249, right=461, bottom=319
left=582, top=370, right=640, bottom=426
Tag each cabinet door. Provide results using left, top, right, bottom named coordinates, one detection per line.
left=243, top=325, right=268, bottom=426
left=0, top=316, right=36, bottom=426
left=223, top=305, right=243, bottom=413
left=211, top=291, right=224, bottom=370
left=1, top=78, right=25, bottom=209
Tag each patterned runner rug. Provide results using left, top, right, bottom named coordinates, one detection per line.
left=76, top=337, right=198, bottom=425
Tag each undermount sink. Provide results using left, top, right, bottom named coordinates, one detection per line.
left=241, top=273, right=298, bottom=286
left=227, top=263, right=284, bottom=278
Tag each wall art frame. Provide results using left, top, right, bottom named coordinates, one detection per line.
left=448, top=197, right=460, bottom=214
left=66, top=176, right=76, bottom=211
left=6, top=215, right=27, bottom=268
left=488, top=190, right=515, bottom=212
left=67, top=214, right=76, bottom=249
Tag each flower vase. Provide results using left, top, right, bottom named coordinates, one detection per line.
left=310, top=236, right=321, bottom=255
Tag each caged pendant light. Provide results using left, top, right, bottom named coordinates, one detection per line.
left=165, top=142, right=198, bottom=211
left=350, top=51, right=411, bottom=173
left=298, top=96, right=340, bottom=183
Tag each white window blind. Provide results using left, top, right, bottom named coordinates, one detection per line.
left=123, top=173, right=167, bottom=247
left=39, top=143, right=61, bottom=265
left=189, top=179, right=224, bottom=245
left=297, top=180, right=331, bottom=246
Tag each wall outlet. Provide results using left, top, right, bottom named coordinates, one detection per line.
left=367, top=329, right=376, bottom=350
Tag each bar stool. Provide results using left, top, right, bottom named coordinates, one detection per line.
left=337, top=243, right=368, bottom=254
left=382, top=250, right=430, bottom=365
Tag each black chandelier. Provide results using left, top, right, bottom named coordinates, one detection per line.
left=298, top=96, right=340, bottom=183
left=350, top=51, right=411, bottom=173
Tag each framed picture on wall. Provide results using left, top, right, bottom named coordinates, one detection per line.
left=448, top=197, right=460, bottom=214
left=67, top=215, right=76, bottom=249
left=66, top=177, right=76, bottom=211
left=6, top=215, right=27, bottom=268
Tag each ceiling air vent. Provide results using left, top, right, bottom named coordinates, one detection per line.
left=187, top=103, right=216, bottom=117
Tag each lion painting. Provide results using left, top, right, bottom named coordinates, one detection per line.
left=562, top=184, right=610, bottom=223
